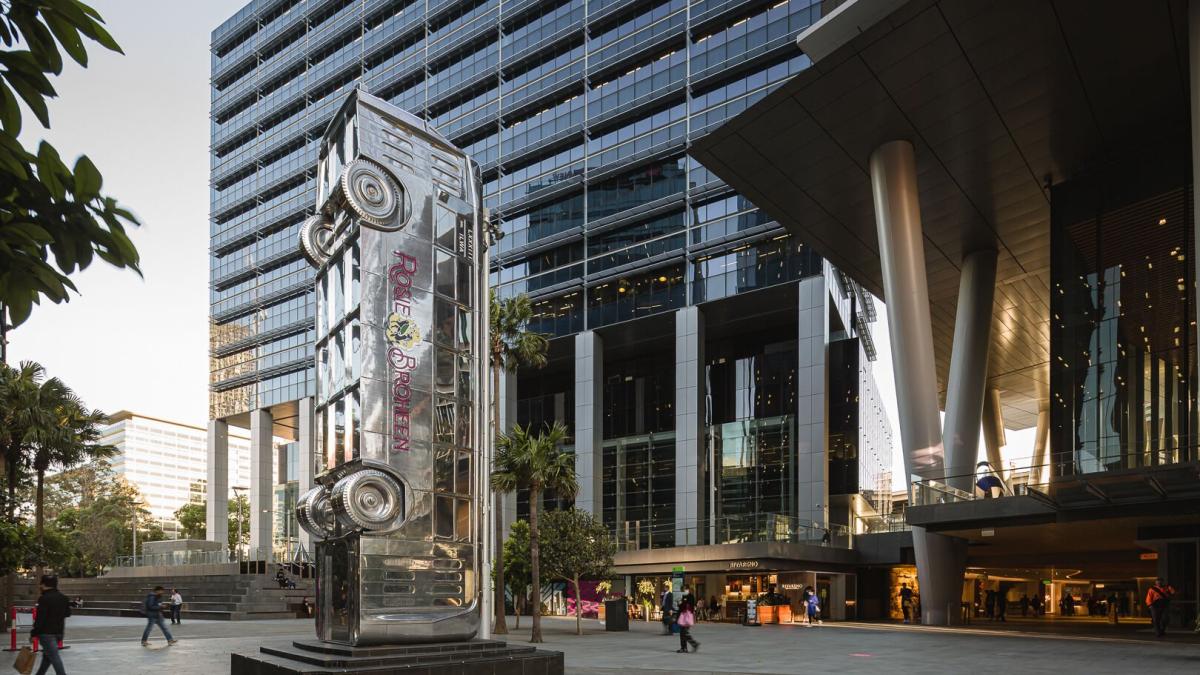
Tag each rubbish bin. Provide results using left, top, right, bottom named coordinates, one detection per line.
left=604, top=598, right=629, bottom=631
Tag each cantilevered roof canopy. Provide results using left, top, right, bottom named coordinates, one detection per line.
left=691, top=0, right=1192, bottom=429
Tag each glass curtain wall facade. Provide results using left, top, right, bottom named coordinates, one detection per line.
left=1050, top=153, right=1197, bottom=476
left=211, top=0, right=821, bottom=419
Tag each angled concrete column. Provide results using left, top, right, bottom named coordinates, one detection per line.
left=574, top=331, right=604, bottom=515
left=297, top=397, right=315, bottom=557
left=249, top=408, right=274, bottom=562
left=942, top=248, right=997, bottom=492
left=206, top=419, right=230, bottom=550
left=981, top=387, right=1007, bottom=482
left=1032, top=406, right=1050, bottom=486
left=1190, top=0, right=1200, bottom=409
left=675, top=306, right=705, bottom=545
left=869, top=140, right=966, bottom=625
left=796, top=274, right=828, bottom=531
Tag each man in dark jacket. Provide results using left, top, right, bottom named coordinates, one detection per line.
left=141, top=586, right=177, bottom=646
left=30, top=575, right=70, bottom=675
left=659, top=585, right=674, bottom=635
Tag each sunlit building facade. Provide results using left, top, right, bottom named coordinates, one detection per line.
left=101, top=412, right=252, bottom=537
left=209, top=0, right=895, bottom=580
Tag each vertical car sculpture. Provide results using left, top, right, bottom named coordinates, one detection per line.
left=294, top=88, right=488, bottom=645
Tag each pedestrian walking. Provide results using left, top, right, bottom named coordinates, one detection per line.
left=675, top=587, right=699, bottom=653
left=659, top=584, right=674, bottom=635
left=170, top=588, right=183, bottom=624
left=1146, top=578, right=1176, bottom=637
left=30, top=575, right=70, bottom=675
left=806, top=588, right=822, bottom=625
left=1019, top=593, right=1029, bottom=617
left=141, top=586, right=178, bottom=646
left=996, top=591, right=1007, bottom=622
left=898, top=583, right=914, bottom=623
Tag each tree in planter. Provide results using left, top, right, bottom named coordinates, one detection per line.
left=539, top=508, right=616, bottom=636
left=173, top=497, right=250, bottom=552
left=492, top=422, right=576, bottom=643
left=501, top=519, right=533, bottom=629
left=488, top=291, right=549, bottom=634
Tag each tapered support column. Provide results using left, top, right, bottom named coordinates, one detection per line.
left=1190, top=0, right=1200, bottom=406
left=1032, top=406, right=1050, bottom=485
left=206, top=419, right=230, bottom=550
left=981, top=387, right=1007, bottom=482
left=249, top=408, right=274, bottom=562
left=297, top=397, right=315, bottom=557
left=942, top=248, right=997, bottom=492
left=675, top=306, right=705, bottom=545
left=574, top=331, right=604, bottom=515
left=869, top=140, right=966, bottom=625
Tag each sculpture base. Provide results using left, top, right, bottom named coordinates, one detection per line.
left=231, top=639, right=564, bottom=675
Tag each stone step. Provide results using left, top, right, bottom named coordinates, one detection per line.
left=233, top=639, right=564, bottom=674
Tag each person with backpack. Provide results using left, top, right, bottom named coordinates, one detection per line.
left=1146, top=578, right=1176, bottom=637
left=30, top=575, right=70, bottom=675
left=141, top=586, right=178, bottom=646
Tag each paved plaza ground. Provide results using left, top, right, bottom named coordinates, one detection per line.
left=8, top=613, right=1200, bottom=674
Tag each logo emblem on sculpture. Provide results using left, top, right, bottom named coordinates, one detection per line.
left=385, top=313, right=421, bottom=350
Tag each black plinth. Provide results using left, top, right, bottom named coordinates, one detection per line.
left=231, top=638, right=564, bottom=675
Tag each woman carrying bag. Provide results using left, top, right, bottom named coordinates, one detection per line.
left=675, top=590, right=700, bottom=653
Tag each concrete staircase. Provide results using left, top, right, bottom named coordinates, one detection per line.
left=51, top=573, right=314, bottom=621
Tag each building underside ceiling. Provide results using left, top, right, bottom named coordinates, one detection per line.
left=691, top=0, right=1192, bottom=430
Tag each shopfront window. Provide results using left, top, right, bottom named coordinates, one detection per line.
left=1050, top=156, right=1196, bottom=475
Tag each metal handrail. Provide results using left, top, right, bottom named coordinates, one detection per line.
left=608, top=514, right=855, bottom=552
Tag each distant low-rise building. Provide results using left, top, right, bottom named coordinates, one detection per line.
left=100, top=411, right=254, bottom=537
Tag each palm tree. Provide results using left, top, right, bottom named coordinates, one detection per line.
left=489, top=291, right=549, bottom=634
left=31, top=387, right=113, bottom=575
left=0, top=361, right=49, bottom=522
left=492, top=422, right=577, bottom=644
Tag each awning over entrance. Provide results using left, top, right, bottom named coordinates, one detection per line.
left=690, top=0, right=1192, bottom=427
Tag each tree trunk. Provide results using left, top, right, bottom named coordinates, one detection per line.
left=515, top=593, right=521, bottom=629
left=492, top=362, right=508, bottom=635
left=529, top=485, right=542, bottom=643
left=34, top=468, right=44, bottom=578
left=573, top=575, right=582, bottom=635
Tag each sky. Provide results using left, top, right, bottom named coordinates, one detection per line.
left=8, top=0, right=248, bottom=427
left=4, top=0, right=1033, bottom=486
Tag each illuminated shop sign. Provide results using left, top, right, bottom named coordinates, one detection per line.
left=728, top=560, right=760, bottom=570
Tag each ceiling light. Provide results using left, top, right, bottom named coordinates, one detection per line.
left=1159, top=217, right=1168, bottom=225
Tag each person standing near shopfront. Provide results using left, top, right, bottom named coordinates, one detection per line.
left=30, top=575, right=70, bottom=675
left=659, top=584, right=674, bottom=635
left=899, top=583, right=914, bottom=624
left=1146, top=578, right=1176, bottom=637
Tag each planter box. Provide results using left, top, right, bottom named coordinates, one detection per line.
left=758, top=605, right=777, bottom=624
left=776, top=605, right=793, bottom=623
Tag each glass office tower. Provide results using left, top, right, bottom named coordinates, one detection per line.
left=211, top=0, right=890, bottom=562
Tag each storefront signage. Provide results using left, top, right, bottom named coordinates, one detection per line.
left=728, top=560, right=760, bottom=570
left=780, top=583, right=804, bottom=591
left=1140, top=552, right=1158, bottom=560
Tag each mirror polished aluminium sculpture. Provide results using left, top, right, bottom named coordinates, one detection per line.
left=294, top=88, right=489, bottom=646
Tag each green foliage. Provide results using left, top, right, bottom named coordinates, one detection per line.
left=226, top=494, right=250, bottom=552
left=502, top=520, right=532, bottom=604
left=22, top=461, right=157, bottom=576
left=0, top=0, right=139, bottom=328
left=489, top=290, right=549, bottom=372
left=539, top=508, right=615, bottom=585
left=0, top=519, right=35, bottom=575
left=174, top=501, right=206, bottom=540
left=492, top=422, right=577, bottom=498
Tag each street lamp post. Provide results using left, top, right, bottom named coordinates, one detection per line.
left=232, top=486, right=247, bottom=562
